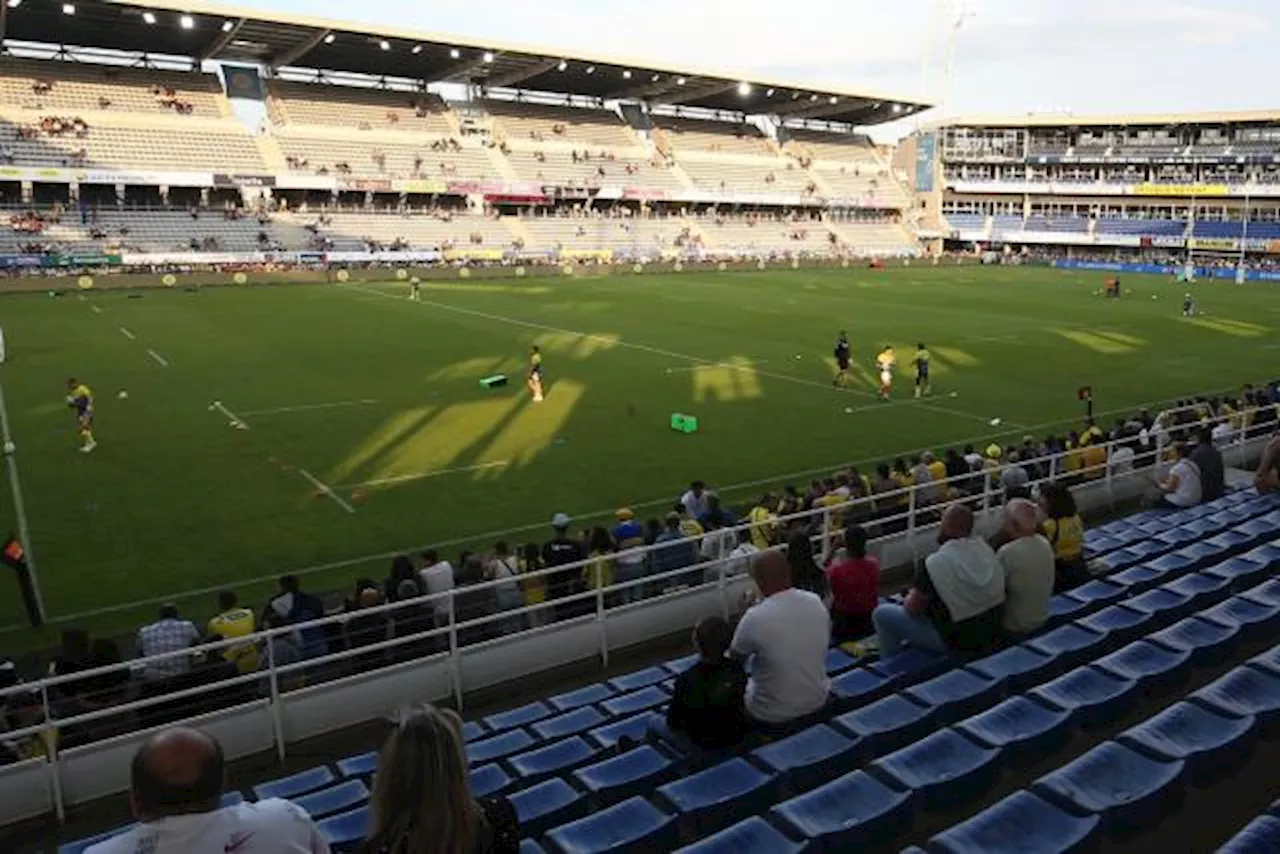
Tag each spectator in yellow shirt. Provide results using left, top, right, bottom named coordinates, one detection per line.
left=748, top=494, right=779, bottom=550
left=207, top=591, right=259, bottom=673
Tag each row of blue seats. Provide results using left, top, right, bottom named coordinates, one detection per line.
left=1219, top=799, right=1280, bottom=853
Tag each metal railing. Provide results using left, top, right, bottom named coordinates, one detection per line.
left=0, top=403, right=1273, bottom=824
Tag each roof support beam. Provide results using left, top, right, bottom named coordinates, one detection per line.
left=605, top=77, right=685, bottom=101
left=436, top=56, right=493, bottom=84
left=772, top=97, right=864, bottom=120
left=486, top=58, right=560, bottom=89
left=199, top=17, right=245, bottom=62
left=649, top=79, right=737, bottom=106
left=270, top=28, right=332, bottom=70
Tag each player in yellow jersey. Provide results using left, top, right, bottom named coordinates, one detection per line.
left=65, top=378, right=96, bottom=453
left=527, top=345, right=544, bottom=402
left=913, top=343, right=931, bottom=398
left=875, top=346, right=896, bottom=400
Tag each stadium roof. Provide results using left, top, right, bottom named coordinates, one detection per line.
left=928, top=110, right=1280, bottom=129
left=0, top=0, right=931, bottom=126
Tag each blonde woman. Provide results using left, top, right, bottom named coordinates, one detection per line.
left=362, top=705, right=519, bottom=854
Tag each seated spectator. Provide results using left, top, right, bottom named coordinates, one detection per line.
left=542, top=513, right=586, bottom=620
left=1040, top=483, right=1089, bottom=592
left=729, top=551, right=831, bottom=734
left=266, top=575, right=327, bottom=659
left=582, top=527, right=616, bottom=595
left=826, top=524, right=880, bottom=641
left=649, top=615, right=747, bottom=754
left=418, top=549, right=456, bottom=627
left=872, top=504, right=1004, bottom=659
left=1256, top=434, right=1280, bottom=494
left=1156, top=442, right=1202, bottom=509
left=651, top=511, right=697, bottom=589
left=384, top=554, right=422, bottom=603
left=485, top=541, right=526, bottom=631
left=207, top=591, right=258, bottom=674
left=49, top=628, right=92, bottom=708
left=1189, top=426, right=1225, bottom=502
left=257, top=608, right=303, bottom=693
left=137, top=604, right=200, bottom=683
left=363, top=704, right=518, bottom=854
left=680, top=480, right=710, bottom=520
left=82, top=727, right=328, bottom=854
left=787, top=531, right=829, bottom=601
left=517, top=543, right=548, bottom=627
left=997, top=499, right=1056, bottom=639
left=79, top=639, right=131, bottom=712
left=747, top=493, right=779, bottom=549
left=611, top=507, right=646, bottom=604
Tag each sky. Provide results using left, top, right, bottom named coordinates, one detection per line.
left=236, top=0, right=1274, bottom=141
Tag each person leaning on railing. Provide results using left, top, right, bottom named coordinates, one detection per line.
left=1257, top=434, right=1280, bottom=494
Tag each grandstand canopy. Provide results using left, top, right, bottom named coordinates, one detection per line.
left=0, top=0, right=930, bottom=126
left=927, top=110, right=1280, bottom=129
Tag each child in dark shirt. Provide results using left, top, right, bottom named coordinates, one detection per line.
left=649, top=615, right=747, bottom=753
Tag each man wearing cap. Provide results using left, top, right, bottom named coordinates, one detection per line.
left=612, top=508, right=646, bottom=604
left=542, top=513, right=586, bottom=620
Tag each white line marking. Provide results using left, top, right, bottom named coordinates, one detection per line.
left=90, top=305, right=103, bottom=314
left=118, top=326, right=135, bottom=340
left=240, top=399, right=381, bottom=417
left=299, top=468, right=356, bottom=514
left=211, top=401, right=250, bottom=430
left=146, top=349, right=169, bottom=368
left=666, top=360, right=770, bottom=374
left=966, top=334, right=1021, bottom=344
left=0, top=384, right=46, bottom=622
left=336, top=460, right=510, bottom=490
left=342, top=284, right=1008, bottom=427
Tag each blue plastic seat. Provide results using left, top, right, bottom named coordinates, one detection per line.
left=869, top=727, right=1002, bottom=809
left=601, top=686, right=669, bottom=717
left=1167, top=540, right=1225, bottom=572
left=831, top=694, right=937, bottom=755
left=1154, top=527, right=1199, bottom=549
left=1024, top=624, right=1107, bottom=673
left=1032, top=741, right=1185, bottom=836
left=1122, top=587, right=1195, bottom=626
left=1148, top=615, right=1242, bottom=666
left=544, top=796, right=677, bottom=854
left=608, top=666, right=669, bottom=693
left=662, top=653, right=700, bottom=675
left=825, top=647, right=857, bottom=674
left=654, top=758, right=777, bottom=837
left=293, top=780, right=368, bottom=819
left=254, top=765, right=335, bottom=801
left=1248, top=644, right=1280, bottom=677
left=1093, top=640, right=1192, bottom=696
left=336, top=751, right=377, bottom=778
left=520, top=840, right=547, bottom=854
left=1205, top=554, right=1273, bottom=592
left=749, top=724, right=862, bottom=791
left=221, top=791, right=244, bottom=807
left=1219, top=815, right=1280, bottom=854
left=461, top=720, right=488, bottom=742
left=468, top=728, right=536, bottom=765
left=1161, top=572, right=1232, bottom=611
left=1248, top=541, right=1280, bottom=571
left=1096, top=546, right=1144, bottom=573
left=955, top=696, right=1072, bottom=767
left=533, top=706, right=608, bottom=741
left=903, top=669, right=1002, bottom=725
left=511, top=778, right=588, bottom=837
left=927, top=790, right=1101, bottom=854
left=470, top=763, right=513, bottom=797
left=1117, top=701, right=1257, bottom=786
left=867, top=647, right=948, bottom=684
left=1233, top=517, right=1276, bottom=547
left=1028, top=666, right=1139, bottom=727
left=965, top=645, right=1057, bottom=692
left=316, top=804, right=370, bottom=851
left=572, top=745, right=676, bottom=805
left=1206, top=529, right=1255, bottom=558
left=586, top=711, right=659, bottom=750
left=1200, top=596, right=1280, bottom=641
left=673, top=816, right=804, bottom=854
left=1191, top=665, right=1280, bottom=737
left=1244, top=579, right=1280, bottom=609
left=485, top=700, right=554, bottom=732
left=1075, top=604, right=1154, bottom=648
left=1064, top=579, right=1127, bottom=608
left=769, top=769, right=915, bottom=851
left=548, top=683, right=615, bottom=712
left=1104, top=566, right=1163, bottom=595
left=58, top=825, right=135, bottom=854
left=1045, top=594, right=1095, bottom=628
left=507, top=736, right=597, bottom=784
left=829, top=666, right=892, bottom=710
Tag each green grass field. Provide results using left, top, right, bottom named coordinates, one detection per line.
left=0, top=264, right=1276, bottom=646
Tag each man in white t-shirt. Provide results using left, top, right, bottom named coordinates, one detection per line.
left=1156, top=442, right=1202, bottom=509
left=680, top=480, right=711, bottom=522
left=87, top=727, right=329, bottom=854
left=997, top=499, right=1055, bottom=637
left=417, top=548, right=455, bottom=625
left=729, top=550, right=830, bottom=732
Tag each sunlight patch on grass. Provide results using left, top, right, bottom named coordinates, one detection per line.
left=474, top=379, right=587, bottom=472
left=692, top=357, right=763, bottom=403
left=429, top=356, right=505, bottom=382
left=1184, top=317, right=1269, bottom=338
left=1054, top=329, right=1140, bottom=354
left=370, top=395, right=524, bottom=482
left=931, top=347, right=979, bottom=368
left=324, top=405, right=436, bottom=486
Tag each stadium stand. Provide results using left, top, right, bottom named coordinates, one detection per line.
left=0, top=58, right=226, bottom=118
left=268, top=81, right=454, bottom=135
left=485, top=100, right=640, bottom=151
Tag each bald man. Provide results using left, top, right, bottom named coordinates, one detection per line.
left=997, top=498, right=1056, bottom=637
left=86, top=727, right=329, bottom=854
left=872, top=504, right=1005, bottom=659
left=728, top=550, right=831, bottom=733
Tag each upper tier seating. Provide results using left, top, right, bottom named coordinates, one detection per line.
left=502, top=148, right=688, bottom=191
left=272, top=128, right=497, bottom=180
left=50, top=484, right=1280, bottom=854
left=653, top=117, right=771, bottom=156
left=677, top=155, right=816, bottom=196
left=0, top=118, right=267, bottom=173
left=0, top=58, right=225, bottom=118
left=514, top=215, right=693, bottom=255
left=290, top=210, right=514, bottom=252
left=484, top=101, right=638, bottom=150
left=697, top=217, right=835, bottom=254
left=1023, top=216, right=1089, bottom=233
left=945, top=213, right=987, bottom=231
left=268, top=82, right=454, bottom=136
left=1192, top=220, right=1280, bottom=240
left=783, top=128, right=879, bottom=165
left=1096, top=218, right=1186, bottom=236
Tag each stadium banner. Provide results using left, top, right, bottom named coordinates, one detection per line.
left=121, top=251, right=264, bottom=265
left=41, top=253, right=121, bottom=267
left=274, top=175, right=337, bottom=190
left=621, top=187, right=668, bottom=201
left=1151, top=235, right=1188, bottom=248
left=1132, top=183, right=1229, bottom=198
left=337, top=177, right=393, bottom=193
left=1188, top=237, right=1239, bottom=251
left=560, top=249, right=613, bottom=261
left=394, top=178, right=449, bottom=194
left=223, top=66, right=267, bottom=101
left=326, top=250, right=443, bottom=263
left=1051, top=258, right=1280, bottom=282
left=213, top=173, right=277, bottom=188
left=914, top=132, right=936, bottom=193
left=442, top=248, right=504, bottom=261
left=0, top=254, right=46, bottom=269
left=75, top=169, right=214, bottom=186
left=0, top=165, right=69, bottom=182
